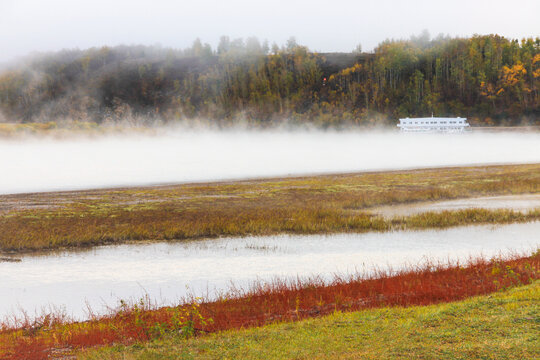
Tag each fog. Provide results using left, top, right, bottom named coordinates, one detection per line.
left=1, top=0, right=539, bottom=62
left=1, top=130, right=540, bottom=195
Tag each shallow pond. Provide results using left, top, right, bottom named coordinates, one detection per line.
left=1, top=222, right=539, bottom=320
left=369, top=194, right=540, bottom=218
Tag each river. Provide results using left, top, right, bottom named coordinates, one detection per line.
left=1, top=222, right=538, bottom=320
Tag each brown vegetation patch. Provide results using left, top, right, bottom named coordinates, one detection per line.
left=0, top=164, right=539, bottom=253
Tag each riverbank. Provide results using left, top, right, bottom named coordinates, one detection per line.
left=0, top=122, right=158, bottom=139
left=1, top=253, right=537, bottom=359
left=80, top=279, right=540, bottom=360
left=470, top=125, right=540, bottom=133
left=1, top=121, right=538, bottom=141
left=1, top=163, right=539, bottom=253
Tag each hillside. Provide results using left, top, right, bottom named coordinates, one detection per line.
left=0, top=34, right=538, bottom=127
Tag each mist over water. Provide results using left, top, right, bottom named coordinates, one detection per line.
left=1, top=130, right=540, bottom=195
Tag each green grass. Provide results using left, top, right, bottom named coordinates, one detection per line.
left=79, top=281, right=540, bottom=360
left=1, top=163, right=539, bottom=253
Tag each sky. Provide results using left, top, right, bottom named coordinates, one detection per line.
left=0, top=0, right=539, bottom=62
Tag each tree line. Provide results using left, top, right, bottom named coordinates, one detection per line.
left=0, top=34, right=538, bottom=127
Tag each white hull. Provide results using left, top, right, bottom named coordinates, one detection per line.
left=397, top=116, right=470, bottom=133
left=399, top=126, right=470, bottom=133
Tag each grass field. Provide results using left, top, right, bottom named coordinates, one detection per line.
left=1, top=163, right=539, bottom=253
left=80, top=280, right=540, bottom=360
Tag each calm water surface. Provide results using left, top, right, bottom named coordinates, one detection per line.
left=1, top=222, right=539, bottom=320
left=2, top=131, right=540, bottom=194
left=370, top=194, right=540, bottom=218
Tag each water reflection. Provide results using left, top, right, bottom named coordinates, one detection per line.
left=1, top=222, right=539, bottom=320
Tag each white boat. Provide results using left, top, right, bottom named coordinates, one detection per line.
left=397, top=116, right=470, bottom=133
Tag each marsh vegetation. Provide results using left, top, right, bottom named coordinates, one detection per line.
left=1, top=163, right=539, bottom=253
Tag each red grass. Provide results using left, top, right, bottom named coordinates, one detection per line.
left=0, top=252, right=538, bottom=360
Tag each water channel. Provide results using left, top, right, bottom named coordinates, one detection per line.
left=1, top=222, right=538, bottom=321
left=369, top=194, right=540, bottom=218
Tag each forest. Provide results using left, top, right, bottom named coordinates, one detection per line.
left=0, top=33, right=538, bottom=127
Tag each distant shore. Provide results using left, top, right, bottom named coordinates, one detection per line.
left=1, top=121, right=540, bottom=140
left=470, top=126, right=540, bottom=132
